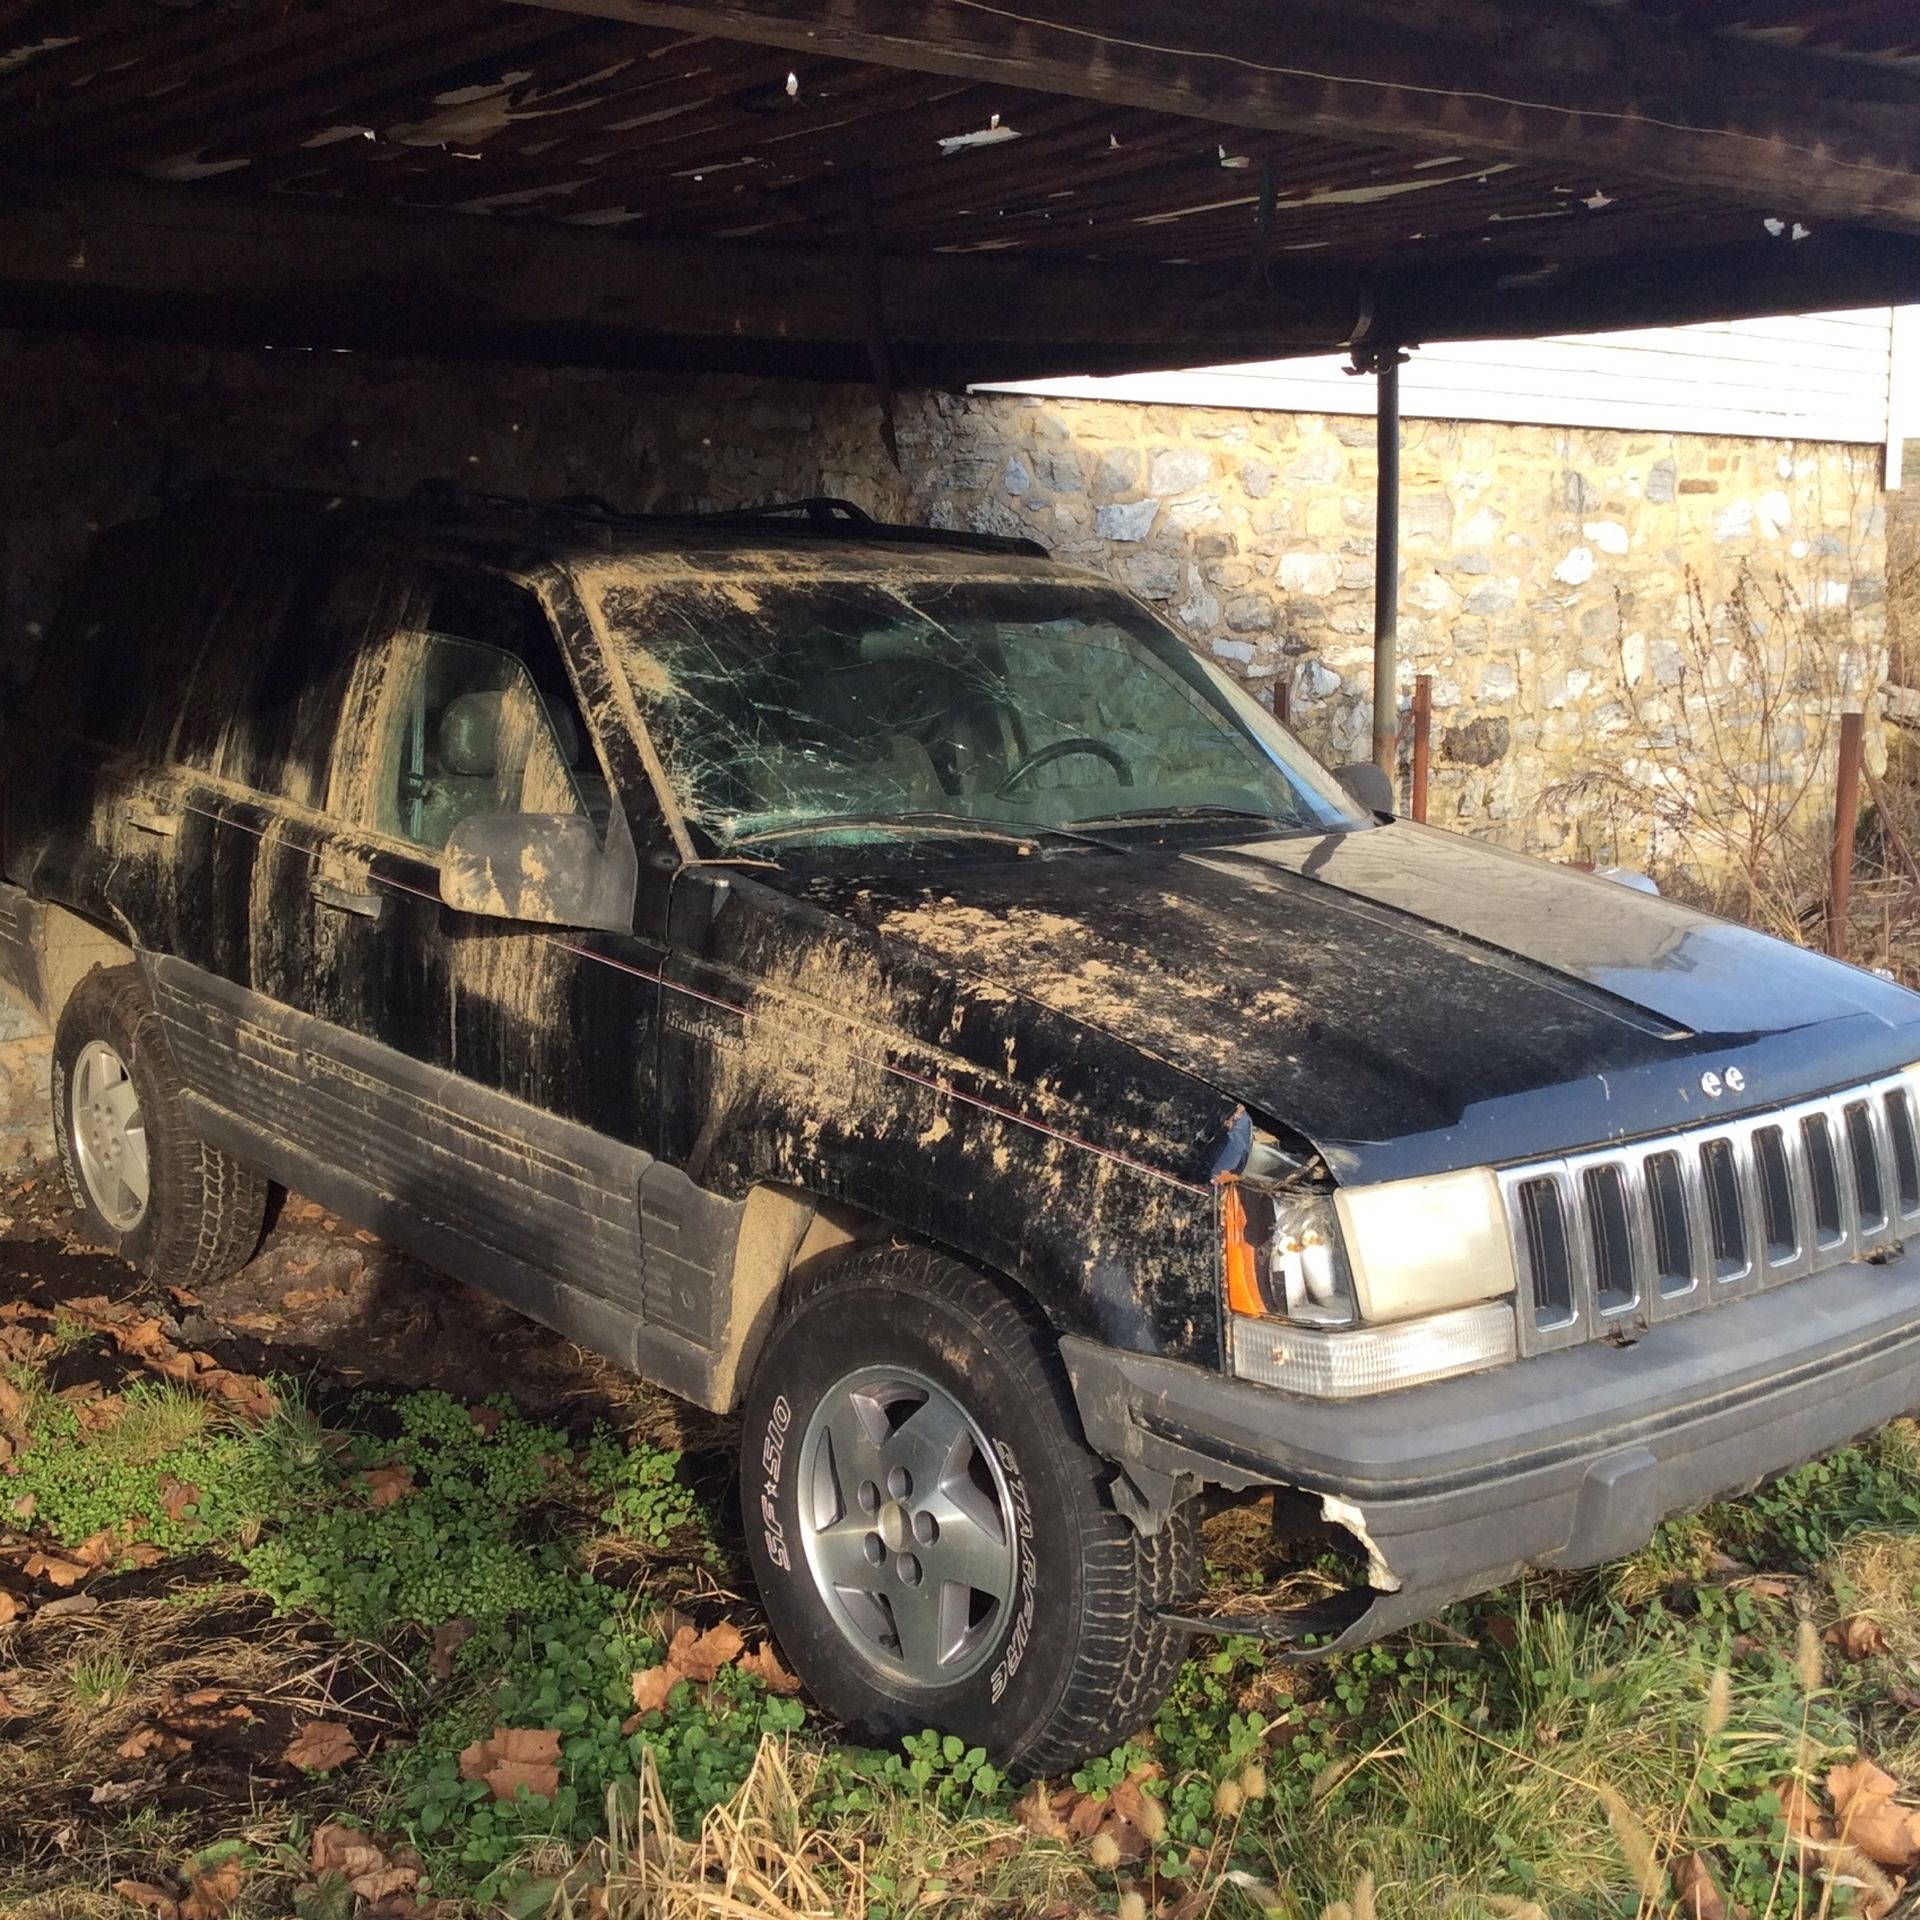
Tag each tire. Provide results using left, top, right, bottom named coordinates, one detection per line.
left=53, top=965, right=268, bottom=1287
left=740, top=1242, right=1200, bottom=1776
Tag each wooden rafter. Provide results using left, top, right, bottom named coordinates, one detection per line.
left=4, top=168, right=1918, bottom=384
left=509, top=0, right=1920, bottom=236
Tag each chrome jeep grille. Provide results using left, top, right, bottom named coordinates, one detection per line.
left=1497, top=1071, right=1920, bottom=1355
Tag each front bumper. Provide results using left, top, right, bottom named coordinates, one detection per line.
left=1062, top=1255, right=1920, bottom=1654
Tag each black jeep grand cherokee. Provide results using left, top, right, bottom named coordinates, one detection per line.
left=4, top=487, right=1919, bottom=1774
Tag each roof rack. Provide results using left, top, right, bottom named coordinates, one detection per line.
left=179, top=479, right=1045, bottom=558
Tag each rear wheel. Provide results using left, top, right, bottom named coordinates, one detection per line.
left=741, top=1243, right=1200, bottom=1776
left=54, top=966, right=267, bottom=1286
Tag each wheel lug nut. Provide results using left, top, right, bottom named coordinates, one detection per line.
left=914, top=1510, right=939, bottom=1546
left=887, top=1466, right=911, bottom=1500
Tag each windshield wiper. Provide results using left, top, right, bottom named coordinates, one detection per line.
left=1070, top=803, right=1286, bottom=829
left=732, top=810, right=1124, bottom=851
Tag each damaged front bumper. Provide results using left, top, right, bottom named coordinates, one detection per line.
left=1062, top=1256, right=1920, bottom=1656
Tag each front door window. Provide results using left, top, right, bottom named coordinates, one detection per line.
left=366, top=631, right=588, bottom=853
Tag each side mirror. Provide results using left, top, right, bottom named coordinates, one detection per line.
left=440, top=812, right=638, bottom=931
left=1335, top=761, right=1395, bottom=817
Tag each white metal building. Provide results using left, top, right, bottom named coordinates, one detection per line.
left=995, top=306, right=1920, bottom=486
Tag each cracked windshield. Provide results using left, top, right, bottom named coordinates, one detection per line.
left=590, top=570, right=1366, bottom=852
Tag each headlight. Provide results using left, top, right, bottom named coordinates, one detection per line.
left=1221, top=1166, right=1518, bottom=1397
left=1335, top=1167, right=1516, bottom=1324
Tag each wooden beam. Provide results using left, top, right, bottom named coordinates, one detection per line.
left=1, top=170, right=1917, bottom=387
left=0, top=169, right=1366, bottom=383
left=510, top=0, right=1920, bottom=236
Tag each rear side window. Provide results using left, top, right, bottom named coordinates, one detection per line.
left=30, top=527, right=231, bottom=756
left=171, top=541, right=340, bottom=806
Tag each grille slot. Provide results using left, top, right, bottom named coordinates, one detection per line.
left=1753, top=1125, right=1797, bottom=1263
left=1516, top=1176, right=1575, bottom=1330
left=1499, top=1069, right=1915, bottom=1357
left=1645, top=1151, right=1693, bottom=1297
left=1583, top=1164, right=1637, bottom=1314
left=1804, top=1112, right=1844, bottom=1246
left=1846, top=1100, right=1886, bottom=1234
left=1700, top=1138, right=1748, bottom=1278
left=1887, top=1088, right=1920, bottom=1215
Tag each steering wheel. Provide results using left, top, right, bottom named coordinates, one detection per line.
left=994, top=735, right=1133, bottom=797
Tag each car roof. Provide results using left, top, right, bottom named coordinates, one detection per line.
left=142, top=484, right=1055, bottom=572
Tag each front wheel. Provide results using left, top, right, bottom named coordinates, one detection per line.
left=740, top=1243, right=1199, bottom=1776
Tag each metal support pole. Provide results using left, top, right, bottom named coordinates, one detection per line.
left=1371, top=352, right=1402, bottom=781
left=1411, top=672, right=1432, bottom=823
left=1828, top=708, right=1864, bottom=960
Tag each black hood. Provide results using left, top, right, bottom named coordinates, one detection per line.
left=784, top=821, right=1920, bottom=1183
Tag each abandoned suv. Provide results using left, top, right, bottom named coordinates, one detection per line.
left=4, top=487, right=1920, bottom=1775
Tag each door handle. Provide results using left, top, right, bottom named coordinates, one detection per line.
left=311, top=876, right=385, bottom=921
left=124, top=800, right=181, bottom=838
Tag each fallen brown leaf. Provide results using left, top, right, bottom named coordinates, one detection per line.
left=116, top=1724, right=189, bottom=1761
left=468, top=1405, right=503, bottom=1435
left=1014, top=1780, right=1070, bottom=1842
left=113, top=1881, right=181, bottom=1920
left=0, top=1591, right=20, bottom=1625
left=159, top=1477, right=200, bottom=1523
left=115, top=1316, right=177, bottom=1359
left=458, top=1725, right=561, bottom=1801
left=737, top=1639, right=803, bottom=1696
left=284, top=1719, right=359, bottom=1772
left=23, top=1549, right=88, bottom=1589
left=1828, top=1758, right=1920, bottom=1870
left=628, top=1619, right=756, bottom=1718
left=363, top=1464, right=415, bottom=1509
left=36, top=1592, right=100, bottom=1619
left=1673, top=1851, right=1730, bottom=1920
left=429, top=1618, right=474, bottom=1682
left=1779, top=1777, right=1834, bottom=1844
left=667, top=1620, right=745, bottom=1682
left=310, top=1821, right=419, bottom=1901
left=1828, top=1617, right=1890, bottom=1660
left=72, top=1527, right=123, bottom=1569
left=629, top=1665, right=677, bottom=1716
left=181, top=1858, right=246, bottom=1920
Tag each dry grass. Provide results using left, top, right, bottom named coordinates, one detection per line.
left=1827, top=1532, right=1920, bottom=1667
left=551, top=1738, right=1095, bottom=1920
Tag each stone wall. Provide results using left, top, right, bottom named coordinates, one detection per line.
left=899, top=392, right=1890, bottom=877
left=1891, top=443, right=1919, bottom=690
left=0, top=996, right=51, bottom=1171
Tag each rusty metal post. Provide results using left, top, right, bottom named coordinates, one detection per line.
left=1828, top=708, right=1864, bottom=959
left=1411, top=672, right=1432, bottom=823
left=1272, top=675, right=1291, bottom=726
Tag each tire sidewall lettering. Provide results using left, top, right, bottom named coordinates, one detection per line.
left=759, top=1393, right=793, bottom=1572
left=987, top=1435, right=1037, bottom=1704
